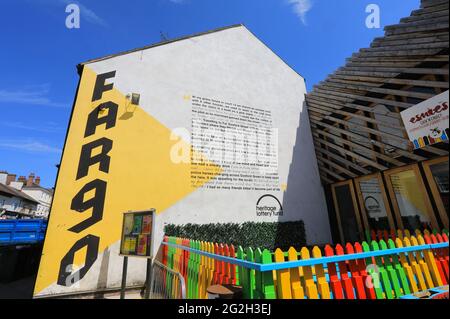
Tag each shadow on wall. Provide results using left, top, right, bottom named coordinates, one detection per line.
left=93, top=247, right=110, bottom=298
left=278, top=101, right=332, bottom=246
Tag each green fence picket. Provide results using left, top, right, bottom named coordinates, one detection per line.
left=379, top=240, right=402, bottom=298
left=236, top=246, right=251, bottom=298
left=371, top=241, right=394, bottom=299
left=246, top=247, right=255, bottom=299
left=362, top=241, right=384, bottom=299
left=254, top=248, right=276, bottom=300
left=387, top=239, right=411, bottom=296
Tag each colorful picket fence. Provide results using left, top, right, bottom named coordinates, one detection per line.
left=162, top=229, right=449, bottom=299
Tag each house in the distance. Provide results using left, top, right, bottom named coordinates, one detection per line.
left=0, top=172, right=53, bottom=219
left=0, top=172, right=38, bottom=219
left=21, top=173, right=53, bottom=219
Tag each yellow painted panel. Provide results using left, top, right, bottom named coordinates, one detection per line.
left=34, top=67, right=221, bottom=295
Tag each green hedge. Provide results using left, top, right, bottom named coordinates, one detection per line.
left=164, top=221, right=306, bottom=251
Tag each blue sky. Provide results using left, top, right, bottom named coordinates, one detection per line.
left=0, top=0, right=420, bottom=188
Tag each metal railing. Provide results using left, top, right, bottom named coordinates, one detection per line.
left=148, top=260, right=186, bottom=299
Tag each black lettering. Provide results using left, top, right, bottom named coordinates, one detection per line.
left=92, top=71, right=116, bottom=102
left=84, top=101, right=118, bottom=137
left=57, top=235, right=100, bottom=286
left=69, top=179, right=107, bottom=233
left=76, top=138, right=112, bottom=180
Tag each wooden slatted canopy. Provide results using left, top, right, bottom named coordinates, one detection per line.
left=306, top=0, right=449, bottom=185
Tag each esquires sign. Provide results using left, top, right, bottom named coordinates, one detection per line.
left=57, top=70, right=119, bottom=287
left=401, top=90, right=449, bottom=149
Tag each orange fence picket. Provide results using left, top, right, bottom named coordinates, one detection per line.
left=324, top=245, right=345, bottom=299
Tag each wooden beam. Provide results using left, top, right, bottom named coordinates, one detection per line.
left=313, top=138, right=389, bottom=171
left=314, top=145, right=372, bottom=175
left=316, top=155, right=358, bottom=178
left=318, top=80, right=435, bottom=100
left=422, top=145, right=449, bottom=156
left=312, top=129, right=405, bottom=166
left=330, top=74, right=449, bottom=88
left=311, top=88, right=413, bottom=109
left=385, top=23, right=449, bottom=37
left=317, top=164, right=346, bottom=181
left=319, top=173, right=335, bottom=185
left=310, top=120, right=427, bottom=162
left=306, top=95, right=401, bottom=119
left=308, top=103, right=403, bottom=130
left=314, top=115, right=409, bottom=145
left=348, top=55, right=449, bottom=64
left=341, top=66, right=449, bottom=76
left=371, top=31, right=448, bottom=47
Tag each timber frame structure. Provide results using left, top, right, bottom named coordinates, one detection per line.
left=306, top=0, right=449, bottom=185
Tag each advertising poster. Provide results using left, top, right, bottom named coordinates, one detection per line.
left=401, top=90, right=449, bottom=149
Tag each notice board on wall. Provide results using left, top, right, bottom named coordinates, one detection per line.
left=120, top=210, right=155, bottom=258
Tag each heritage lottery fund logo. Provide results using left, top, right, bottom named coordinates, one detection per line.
left=256, top=194, right=283, bottom=217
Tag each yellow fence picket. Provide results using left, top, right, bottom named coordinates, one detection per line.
left=397, top=229, right=404, bottom=241
left=417, top=234, right=443, bottom=287
left=300, top=248, right=319, bottom=299
left=198, top=241, right=206, bottom=299
left=274, top=249, right=292, bottom=299
left=287, top=247, right=305, bottom=299
left=410, top=236, right=434, bottom=289
left=403, top=237, right=427, bottom=291
left=394, top=238, right=418, bottom=294
left=208, top=242, right=215, bottom=292
left=312, top=246, right=331, bottom=299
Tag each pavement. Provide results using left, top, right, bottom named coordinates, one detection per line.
left=0, top=276, right=145, bottom=299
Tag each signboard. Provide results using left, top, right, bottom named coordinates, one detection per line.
left=120, top=210, right=155, bottom=258
left=401, top=90, right=449, bottom=149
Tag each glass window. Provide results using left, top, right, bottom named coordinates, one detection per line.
left=423, top=158, right=449, bottom=229
left=356, top=176, right=392, bottom=231
left=333, top=183, right=361, bottom=243
left=387, top=168, right=434, bottom=231
left=429, top=161, right=449, bottom=213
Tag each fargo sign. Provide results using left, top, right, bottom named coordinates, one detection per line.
left=401, top=90, right=449, bottom=149
left=57, top=71, right=118, bottom=286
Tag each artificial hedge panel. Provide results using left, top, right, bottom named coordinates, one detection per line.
left=164, top=221, right=306, bottom=251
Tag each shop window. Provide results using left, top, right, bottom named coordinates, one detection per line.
left=422, top=157, right=449, bottom=229
left=331, top=180, right=363, bottom=243
left=355, top=173, right=395, bottom=232
left=384, top=164, right=439, bottom=232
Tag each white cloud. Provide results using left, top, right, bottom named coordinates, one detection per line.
left=0, top=139, right=61, bottom=154
left=0, top=84, right=68, bottom=108
left=287, top=0, right=313, bottom=25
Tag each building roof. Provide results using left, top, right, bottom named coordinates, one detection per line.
left=0, top=183, right=40, bottom=204
left=23, top=184, right=53, bottom=194
left=305, top=0, right=449, bottom=185
left=77, top=24, right=304, bottom=80
left=79, top=24, right=244, bottom=68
